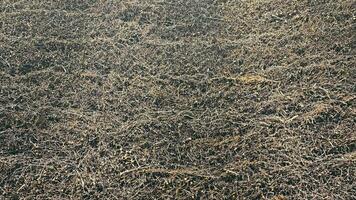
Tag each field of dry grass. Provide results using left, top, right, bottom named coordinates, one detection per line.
left=1, top=0, right=355, bottom=199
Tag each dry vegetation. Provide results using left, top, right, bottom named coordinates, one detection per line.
left=0, top=0, right=355, bottom=199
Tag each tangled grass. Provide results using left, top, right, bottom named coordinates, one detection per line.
left=0, top=0, right=355, bottom=199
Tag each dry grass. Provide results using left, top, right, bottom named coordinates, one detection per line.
left=0, top=0, right=355, bottom=199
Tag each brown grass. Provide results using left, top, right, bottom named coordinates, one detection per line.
left=0, top=0, right=355, bottom=199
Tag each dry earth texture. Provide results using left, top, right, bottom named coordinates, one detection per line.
left=0, top=0, right=355, bottom=199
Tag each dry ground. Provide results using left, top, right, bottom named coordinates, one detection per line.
left=0, top=0, right=355, bottom=199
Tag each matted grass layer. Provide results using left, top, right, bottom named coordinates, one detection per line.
left=0, top=0, right=355, bottom=199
